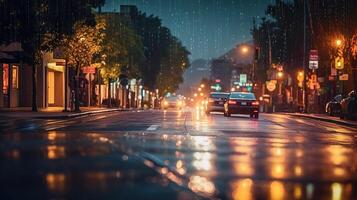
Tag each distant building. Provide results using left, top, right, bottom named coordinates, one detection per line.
left=210, top=59, right=233, bottom=92
left=179, top=59, right=210, bottom=95
left=210, top=42, right=255, bottom=92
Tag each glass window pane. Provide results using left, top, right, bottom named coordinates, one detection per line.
left=12, top=65, right=19, bottom=89
left=3, top=64, right=9, bottom=94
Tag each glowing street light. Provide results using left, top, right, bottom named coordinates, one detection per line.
left=241, top=46, right=249, bottom=54
left=200, top=84, right=205, bottom=88
left=277, top=71, right=284, bottom=79
left=198, top=87, right=202, bottom=92
left=335, top=39, right=342, bottom=47
left=194, top=93, right=198, bottom=97
left=298, top=71, right=304, bottom=77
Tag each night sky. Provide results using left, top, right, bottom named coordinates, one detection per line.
left=104, top=0, right=273, bottom=61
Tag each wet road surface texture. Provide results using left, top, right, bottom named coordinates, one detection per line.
left=1, top=109, right=357, bottom=199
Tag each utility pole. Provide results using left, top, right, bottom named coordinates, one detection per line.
left=303, top=0, right=308, bottom=113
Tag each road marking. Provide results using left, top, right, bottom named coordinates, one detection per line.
left=147, top=125, right=159, bottom=131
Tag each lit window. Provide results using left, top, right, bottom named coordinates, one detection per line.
left=12, top=65, right=18, bottom=89
left=3, top=64, right=9, bottom=94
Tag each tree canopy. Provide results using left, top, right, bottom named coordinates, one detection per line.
left=130, top=12, right=190, bottom=94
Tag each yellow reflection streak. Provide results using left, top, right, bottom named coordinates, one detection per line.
left=233, top=162, right=253, bottom=176
left=270, top=181, right=284, bottom=200
left=294, top=166, right=303, bottom=177
left=271, top=163, right=285, bottom=179
left=327, top=145, right=349, bottom=166
left=294, top=184, right=302, bottom=199
left=46, top=173, right=66, bottom=192
left=231, top=179, right=253, bottom=200
left=47, top=145, right=66, bottom=159
left=332, top=183, right=343, bottom=200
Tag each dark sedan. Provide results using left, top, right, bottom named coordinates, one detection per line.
left=224, top=92, right=259, bottom=118
left=325, top=95, right=342, bottom=116
left=205, top=92, right=229, bottom=114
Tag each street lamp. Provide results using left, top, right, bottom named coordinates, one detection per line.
left=241, top=46, right=249, bottom=54
left=277, top=71, right=284, bottom=96
left=335, top=39, right=342, bottom=47
left=200, top=84, right=205, bottom=88
left=198, top=87, right=202, bottom=92
left=277, top=71, right=284, bottom=79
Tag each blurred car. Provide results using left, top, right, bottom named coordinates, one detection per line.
left=161, top=96, right=184, bottom=109
left=340, top=91, right=357, bottom=119
left=224, top=92, right=259, bottom=118
left=325, top=94, right=342, bottom=116
left=205, top=92, right=229, bottom=114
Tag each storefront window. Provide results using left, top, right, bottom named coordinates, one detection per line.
left=12, top=65, right=18, bottom=89
left=3, top=64, right=9, bottom=94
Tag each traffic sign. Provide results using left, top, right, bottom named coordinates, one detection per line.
left=309, top=61, right=318, bottom=70
left=240, top=74, right=247, bottom=84
left=309, top=50, right=318, bottom=61
left=266, top=81, right=276, bottom=92
left=83, top=66, right=96, bottom=74
left=335, top=57, right=344, bottom=70
left=309, top=50, right=319, bottom=70
left=339, top=74, right=349, bottom=81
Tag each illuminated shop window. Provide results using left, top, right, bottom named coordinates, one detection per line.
left=3, top=64, right=9, bottom=94
left=12, top=65, right=19, bottom=89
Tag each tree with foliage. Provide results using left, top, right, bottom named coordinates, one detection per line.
left=98, top=14, right=144, bottom=107
left=62, top=19, right=105, bottom=112
left=156, top=28, right=190, bottom=95
left=130, top=12, right=190, bottom=95
left=253, top=0, right=357, bottom=111
left=0, top=0, right=105, bottom=111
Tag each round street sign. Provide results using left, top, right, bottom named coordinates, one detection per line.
left=335, top=57, right=344, bottom=70
left=266, top=81, right=276, bottom=92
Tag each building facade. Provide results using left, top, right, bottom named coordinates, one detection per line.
left=0, top=43, right=69, bottom=110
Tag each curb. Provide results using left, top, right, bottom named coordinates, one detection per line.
left=0, top=108, right=147, bottom=120
left=288, top=113, right=357, bottom=128
left=36, top=108, right=130, bottom=119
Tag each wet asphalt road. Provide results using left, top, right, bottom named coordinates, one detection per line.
left=1, top=108, right=357, bottom=200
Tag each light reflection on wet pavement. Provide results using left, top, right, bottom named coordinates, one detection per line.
left=1, top=109, right=357, bottom=199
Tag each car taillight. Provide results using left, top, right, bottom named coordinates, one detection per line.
left=228, top=100, right=236, bottom=104
left=252, top=101, right=259, bottom=106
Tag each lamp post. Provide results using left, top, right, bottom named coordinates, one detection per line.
left=277, top=71, right=284, bottom=96
left=335, top=38, right=344, bottom=95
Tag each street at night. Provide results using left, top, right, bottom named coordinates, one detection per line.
left=1, top=0, right=357, bottom=199
left=1, top=109, right=357, bottom=199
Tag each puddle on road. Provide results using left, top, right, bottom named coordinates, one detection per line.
left=2, top=129, right=357, bottom=199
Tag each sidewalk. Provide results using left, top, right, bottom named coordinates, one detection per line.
left=0, top=107, right=127, bottom=119
left=288, top=113, right=357, bottom=128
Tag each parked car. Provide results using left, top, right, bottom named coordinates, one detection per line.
left=224, top=92, right=259, bottom=118
left=161, top=96, right=184, bottom=110
left=205, top=92, right=229, bottom=114
left=325, top=94, right=342, bottom=116
left=340, top=91, right=357, bottom=119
